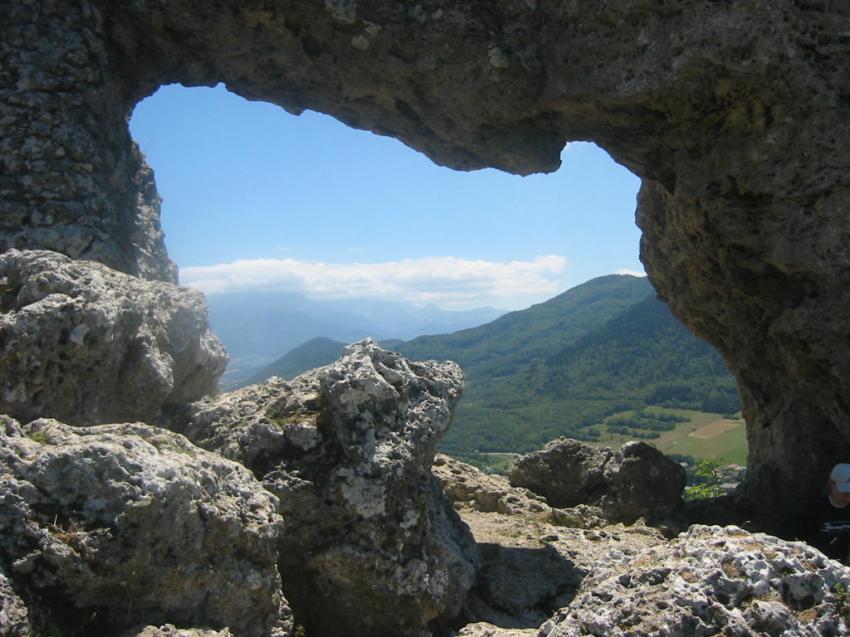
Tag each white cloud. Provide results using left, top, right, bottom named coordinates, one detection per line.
left=180, top=255, right=568, bottom=310
left=616, top=268, right=646, bottom=277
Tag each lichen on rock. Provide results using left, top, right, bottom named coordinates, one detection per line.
left=0, top=249, right=227, bottom=425
left=0, top=416, right=291, bottom=637
left=540, top=525, right=850, bottom=637
left=183, top=339, right=478, bottom=637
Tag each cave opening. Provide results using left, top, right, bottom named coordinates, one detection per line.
left=129, top=82, right=745, bottom=481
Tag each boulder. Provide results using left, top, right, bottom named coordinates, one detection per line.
left=509, top=438, right=685, bottom=523
left=0, top=250, right=226, bottom=425
left=0, top=416, right=290, bottom=637
left=539, top=525, right=850, bottom=637
left=183, top=340, right=479, bottom=637
left=507, top=439, right=611, bottom=509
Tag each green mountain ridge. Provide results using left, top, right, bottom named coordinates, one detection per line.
left=249, top=274, right=741, bottom=457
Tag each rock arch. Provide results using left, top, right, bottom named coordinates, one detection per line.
left=2, top=0, right=849, bottom=526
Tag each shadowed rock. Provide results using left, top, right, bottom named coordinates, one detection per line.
left=182, top=340, right=478, bottom=637
left=0, top=250, right=227, bottom=425
left=0, top=416, right=291, bottom=637
left=509, top=438, right=686, bottom=523
left=0, top=568, right=34, bottom=637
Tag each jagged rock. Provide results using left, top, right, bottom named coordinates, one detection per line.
left=433, top=454, right=550, bottom=516
left=0, top=568, right=33, bottom=637
left=539, top=525, right=850, bottom=637
left=434, top=456, right=667, bottom=628
left=183, top=340, right=478, bottom=637
left=508, top=439, right=611, bottom=510
left=121, top=627, right=232, bottom=637
left=457, top=624, right=537, bottom=637
left=4, top=0, right=849, bottom=529
left=0, top=416, right=290, bottom=637
left=0, top=250, right=226, bottom=425
left=433, top=454, right=603, bottom=529
left=509, top=438, right=685, bottom=523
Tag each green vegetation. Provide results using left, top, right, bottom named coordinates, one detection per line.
left=832, top=583, right=850, bottom=615
left=252, top=337, right=346, bottom=382
left=27, top=430, right=51, bottom=445
left=251, top=275, right=746, bottom=467
left=395, top=276, right=741, bottom=457
left=683, top=459, right=726, bottom=500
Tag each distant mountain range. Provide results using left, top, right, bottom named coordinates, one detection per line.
left=206, top=291, right=503, bottom=388
left=247, top=275, right=740, bottom=457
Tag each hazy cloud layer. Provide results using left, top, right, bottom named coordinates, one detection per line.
left=181, top=255, right=568, bottom=309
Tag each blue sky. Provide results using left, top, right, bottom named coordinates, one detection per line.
left=130, top=83, right=643, bottom=310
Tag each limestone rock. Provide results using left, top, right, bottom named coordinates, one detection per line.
left=435, top=456, right=667, bottom=629
left=0, top=250, right=226, bottom=425
left=599, top=441, right=688, bottom=523
left=0, top=416, right=290, bottom=637
left=433, top=454, right=550, bottom=516
left=540, top=525, right=850, bottom=637
left=0, top=568, right=33, bottom=637
left=510, top=438, right=685, bottom=523
left=457, top=624, right=538, bottom=637
left=183, top=340, right=478, bottom=637
left=508, top=439, right=611, bottom=510
left=121, top=627, right=233, bottom=637
left=2, top=0, right=850, bottom=524
left=433, top=454, right=603, bottom=529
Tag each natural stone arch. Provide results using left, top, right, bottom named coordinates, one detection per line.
left=2, top=0, right=849, bottom=528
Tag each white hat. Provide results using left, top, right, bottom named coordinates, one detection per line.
left=831, top=464, right=850, bottom=492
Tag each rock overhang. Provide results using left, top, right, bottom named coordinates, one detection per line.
left=1, top=0, right=849, bottom=531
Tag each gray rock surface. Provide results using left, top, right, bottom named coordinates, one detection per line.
left=457, top=624, right=537, bottom=637
left=433, top=454, right=604, bottom=529
left=183, top=340, right=478, bottom=637
left=0, top=568, right=33, bottom=637
left=0, top=416, right=290, bottom=637
left=435, top=455, right=666, bottom=629
left=540, top=525, right=850, bottom=637
left=3, top=0, right=849, bottom=531
left=510, top=438, right=686, bottom=523
left=121, top=627, right=233, bottom=637
left=0, top=249, right=226, bottom=425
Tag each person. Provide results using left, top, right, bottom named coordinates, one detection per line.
left=802, top=463, right=850, bottom=563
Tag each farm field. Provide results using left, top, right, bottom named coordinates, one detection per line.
left=594, top=407, right=748, bottom=466
left=463, top=408, right=748, bottom=474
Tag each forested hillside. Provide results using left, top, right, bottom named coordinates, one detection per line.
left=395, top=275, right=740, bottom=456
left=248, top=275, right=741, bottom=458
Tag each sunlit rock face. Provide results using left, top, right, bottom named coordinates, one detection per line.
left=2, top=0, right=848, bottom=521
left=0, top=416, right=291, bottom=637
left=540, top=525, right=850, bottom=637
left=181, top=340, right=479, bottom=637
left=0, top=250, right=226, bottom=425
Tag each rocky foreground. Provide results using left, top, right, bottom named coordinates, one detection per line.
left=1, top=341, right=849, bottom=636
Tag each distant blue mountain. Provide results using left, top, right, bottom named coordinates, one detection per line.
left=206, top=291, right=503, bottom=388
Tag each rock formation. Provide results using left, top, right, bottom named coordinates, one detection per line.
left=181, top=340, right=479, bottom=637
left=3, top=0, right=850, bottom=633
left=509, top=438, right=686, bottom=523
left=440, top=456, right=850, bottom=636
left=540, top=525, right=850, bottom=637
left=0, top=416, right=291, bottom=637
left=0, top=249, right=227, bottom=426
left=4, top=0, right=847, bottom=518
